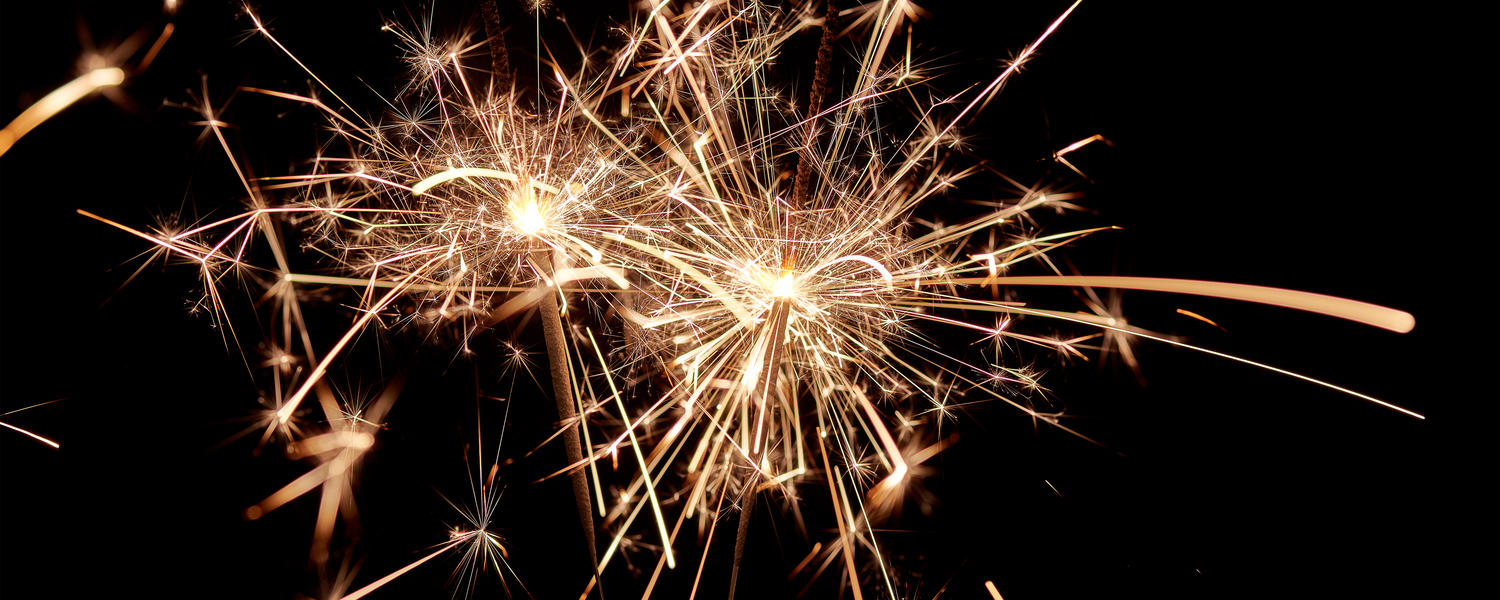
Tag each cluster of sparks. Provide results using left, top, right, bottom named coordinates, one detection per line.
left=4, top=1, right=1421, bottom=598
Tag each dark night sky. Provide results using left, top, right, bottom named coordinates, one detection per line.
left=1, top=1, right=1495, bottom=598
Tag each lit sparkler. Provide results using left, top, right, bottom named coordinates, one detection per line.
left=51, top=0, right=1422, bottom=598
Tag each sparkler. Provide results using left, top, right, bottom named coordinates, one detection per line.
left=3, top=0, right=1431, bottom=598
left=564, top=3, right=1420, bottom=596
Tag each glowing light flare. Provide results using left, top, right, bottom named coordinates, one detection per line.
left=770, top=273, right=798, bottom=298
left=509, top=190, right=548, bottom=236
left=337, top=537, right=468, bottom=600
left=959, top=275, right=1415, bottom=334
left=0, top=67, right=125, bottom=157
left=0, top=420, right=61, bottom=449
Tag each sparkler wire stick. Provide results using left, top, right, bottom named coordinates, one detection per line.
left=480, top=0, right=512, bottom=92
left=789, top=0, right=840, bottom=209
left=727, top=4, right=840, bottom=594
left=534, top=249, right=604, bottom=587
left=727, top=297, right=791, bottom=599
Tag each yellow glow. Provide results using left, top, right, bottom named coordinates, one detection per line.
left=770, top=273, right=797, bottom=298
left=512, top=196, right=545, bottom=235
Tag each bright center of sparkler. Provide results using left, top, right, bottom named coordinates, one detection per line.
left=770, top=273, right=797, bottom=298
left=512, top=197, right=545, bottom=235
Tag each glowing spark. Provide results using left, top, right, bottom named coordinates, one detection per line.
left=770, top=273, right=798, bottom=298
left=0, top=421, right=61, bottom=449
left=1176, top=307, right=1224, bottom=329
left=0, top=67, right=125, bottom=157
left=965, top=275, right=1415, bottom=333
left=338, top=538, right=467, bottom=600
left=512, top=195, right=546, bottom=235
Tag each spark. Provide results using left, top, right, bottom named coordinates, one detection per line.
left=0, top=67, right=124, bottom=157
left=1176, top=307, right=1225, bottom=329
left=0, top=420, right=61, bottom=449
left=963, top=275, right=1415, bottom=333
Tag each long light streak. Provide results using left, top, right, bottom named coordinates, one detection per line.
left=0, top=67, right=124, bottom=157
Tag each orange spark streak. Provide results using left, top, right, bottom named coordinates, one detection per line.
left=953, top=275, right=1414, bottom=333
left=1004, top=304, right=1425, bottom=419
left=338, top=537, right=467, bottom=600
left=0, top=67, right=125, bottom=157
left=1176, top=307, right=1224, bottom=329
left=0, top=421, right=60, bottom=449
left=276, top=254, right=446, bottom=423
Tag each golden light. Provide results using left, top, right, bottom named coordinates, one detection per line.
left=510, top=192, right=546, bottom=236
left=770, top=272, right=798, bottom=299
left=0, top=67, right=124, bottom=157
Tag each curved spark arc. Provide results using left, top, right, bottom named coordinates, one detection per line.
left=0, top=67, right=124, bottom=157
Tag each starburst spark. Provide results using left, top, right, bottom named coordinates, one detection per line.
left=72, top=1, right=1421, bottom=598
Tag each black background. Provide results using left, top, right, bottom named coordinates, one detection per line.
left=1, top=1, right=1495, bottom=598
